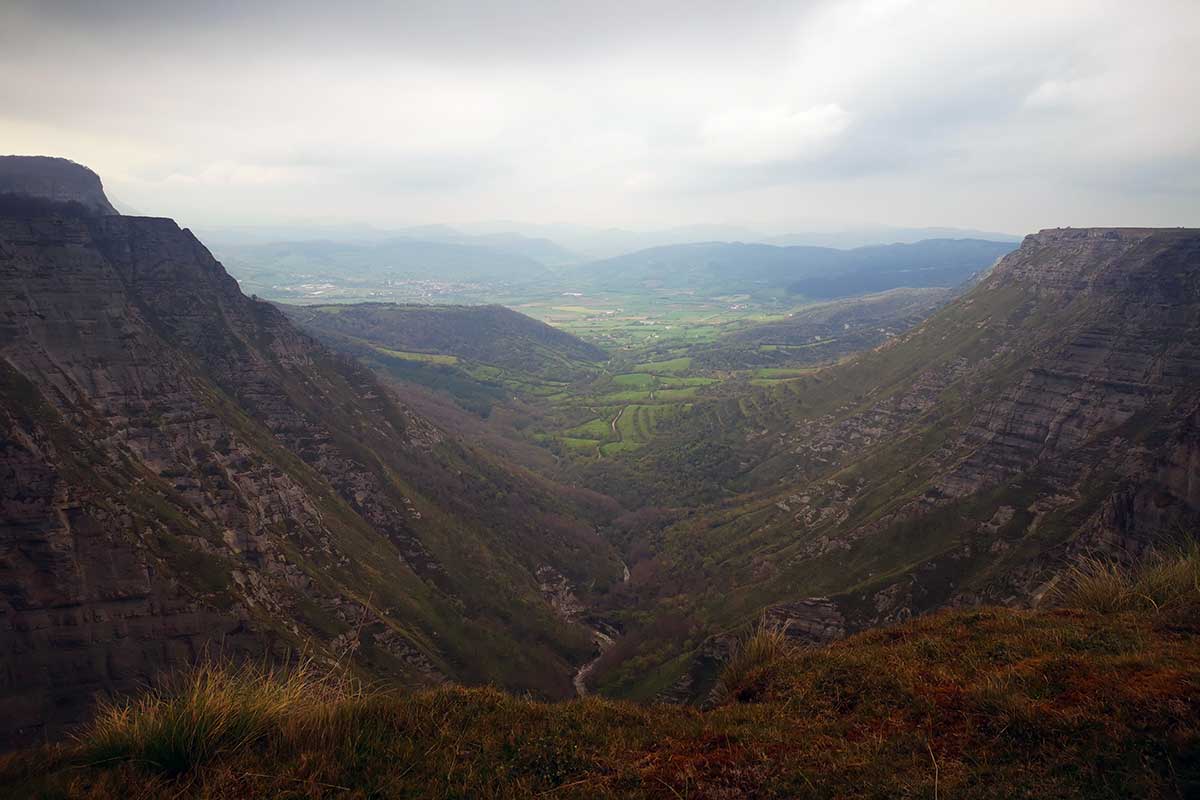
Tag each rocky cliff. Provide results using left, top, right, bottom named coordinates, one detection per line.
left=0, top=162, right=624, bottom=748
left=0, top=156, right=118, bottom=215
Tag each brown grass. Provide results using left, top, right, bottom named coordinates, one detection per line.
left=78, top=659, right=367, bottom=776
left=712, top=618, right=794, bottom=705
left=1054, top=541, right=1200, bottom=617
left=1, top=607, right=1197, bottom=799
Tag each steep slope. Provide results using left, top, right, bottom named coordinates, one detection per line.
left=0, top=164, right=624, bottom=747
left=589, top=228, right=1200, bottom=699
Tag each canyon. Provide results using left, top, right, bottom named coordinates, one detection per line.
left=2, top=156, right=1198, bottom=750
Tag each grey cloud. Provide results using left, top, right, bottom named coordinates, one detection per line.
left=1, top=0, right=1196, bottom=233
left=6, top=0, right=806, bottom=62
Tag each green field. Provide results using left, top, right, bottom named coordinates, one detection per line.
left=593, top=389, right=653, bottom=403
left=611, top=372, right=656, bottom=388
left=660, top=376, right=718, bottom=387
left=633, top=356, right=691, bottom=373
left=448, top=309, right=841, bottom=461
left=510, top=288, right=797, bottom=353
left=564, top=417, right=614, bottom=439
left=561, top=436, right=604, bottom=453
left=374, top=347, right=459, bottom=365
left=748, top=367, right=818, bottom=386
left=652, top=387, right=698, bottom=401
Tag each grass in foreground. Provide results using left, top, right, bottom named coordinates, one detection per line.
left=2, top=601, right=1197, bottom=799
left=82, top=660, right=362, bottom=776
left=1054, top=541, right=1200, bottom=618
left=711, top=619, right=793, bottom=705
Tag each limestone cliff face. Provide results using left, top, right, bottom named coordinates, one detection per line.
left=0, top=171, right=622, bottom=747
left=842, top=229, right=1200, bottom=613
left=0, top=156, right=118, bottom=215
left=840, top=230, right=1198, bottom=606
left=0, top=212, right=282, bottom=746
left=937, top=228, right=1200, bottom=499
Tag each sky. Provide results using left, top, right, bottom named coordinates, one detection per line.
left=2, top=0, right=1198, bottom=235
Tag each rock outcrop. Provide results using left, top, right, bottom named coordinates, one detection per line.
left=763, top=598, right=846, bottom=644
left=0, top=156, right=118, bottom=215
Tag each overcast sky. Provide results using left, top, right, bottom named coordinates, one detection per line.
left=3, top=0, right=1198, bottom=234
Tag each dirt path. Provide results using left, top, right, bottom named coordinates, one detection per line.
left=610, top=406, right=626, bottom=437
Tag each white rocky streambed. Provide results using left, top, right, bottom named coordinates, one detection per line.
left=572, top=627, right=616, bottom=697
left=571, top=560, right=630, bottom=697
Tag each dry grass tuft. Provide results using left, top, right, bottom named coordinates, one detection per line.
left=712, top=618, right=794, bottom=704
left=80, top=658, right=365, bottom=776
left=1055, top=541, right=1200, bottom=618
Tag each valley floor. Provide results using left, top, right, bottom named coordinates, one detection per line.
left=4, top=606, right=1196, bottom=799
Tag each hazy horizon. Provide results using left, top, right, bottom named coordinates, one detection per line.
left=4, top=1, right=1198, bottom=234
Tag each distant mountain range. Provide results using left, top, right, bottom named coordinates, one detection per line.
left=566, top=238, right=1016, bottom=297
left=449, top=221, right=1022, bottom=259
left=207, top=230, right=1015, bottom=302
left=390, top=226, right=580, bottom=266
left=763, top=225, right=1023, bottom=249
left=199, top=221, right=1021, bottom=269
